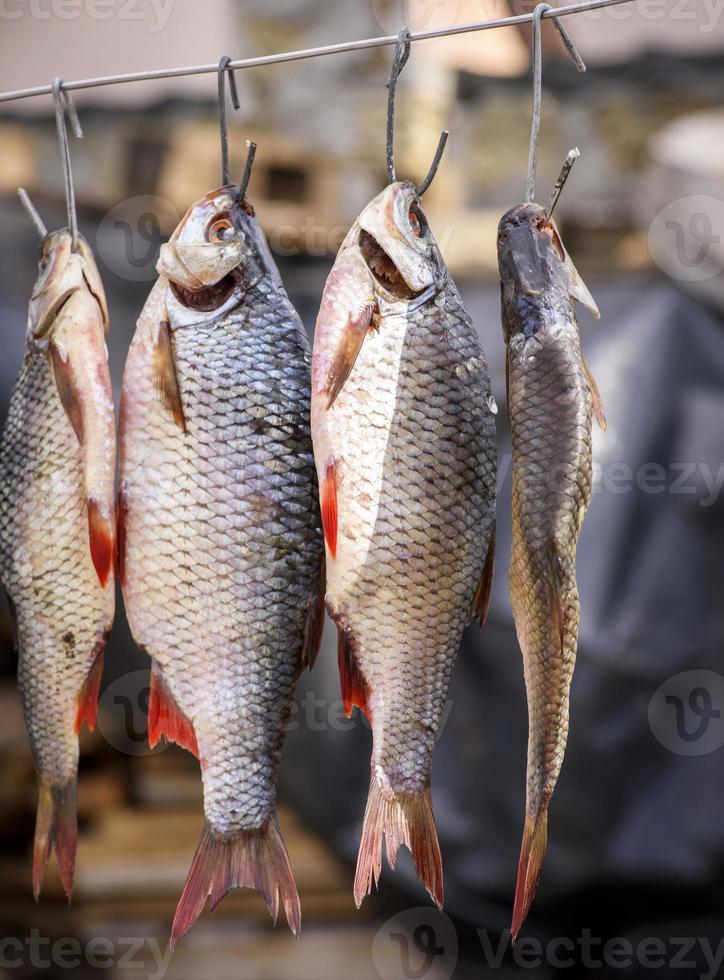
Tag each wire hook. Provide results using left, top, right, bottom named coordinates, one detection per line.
left=385, top=27, right=448, bottom=195
left=525, top=3, right=586, bottom=204
left=17, top=188, right=48, bottom=239
left=238, top=139, right=257, bottom=201
left=52, top=77, right=82, bottom=250
left=545, top=146, right=579, bottom=219
left=218, top=55, right=240, bottom=188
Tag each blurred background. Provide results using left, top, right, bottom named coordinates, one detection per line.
left=1, top=1, right=724, bottom=978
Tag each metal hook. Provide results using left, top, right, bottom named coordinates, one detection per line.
left=17, top=188, right=48, bottom=239
left=52, top=77, right=82, bottom=250
left=238, top=139, right=257, bottom=201
left=385, top=27, right=448, bottom=195
left=218, top=55, right=240, bottom=188
left=545, top=146, right=579, bottom=219
left=525, top=3, right=586, bottom=204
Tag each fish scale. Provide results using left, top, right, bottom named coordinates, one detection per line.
left=119, top=187, right=323, bottom=945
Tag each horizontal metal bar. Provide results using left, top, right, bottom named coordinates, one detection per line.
left=0, top=0, right=635, bottom=105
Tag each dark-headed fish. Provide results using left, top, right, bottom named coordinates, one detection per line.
left=311, top=180, right=497, bottom=909
left=0, top=229, right=116, bottom=899
left=498, top=201, right=605, bottom=939
left=119, top=186, right=323, bottom=946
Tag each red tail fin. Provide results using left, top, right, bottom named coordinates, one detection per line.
left=354, top=772, right=443, bottom=910
left=511, top=806, right=548, bottom=942
left=170, top=813, right=300, bottom=949
left=87, top=498, right=115, bottom=589
left=33, top=777, right=77, bottom=901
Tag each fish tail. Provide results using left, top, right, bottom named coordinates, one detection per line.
left=353, top=771, right=443, bottom=910
left=33, top=776, right=77, bottom=901
left=511, top=804, right=548, bottom=942
left=170, top=812, right=300, bottom=949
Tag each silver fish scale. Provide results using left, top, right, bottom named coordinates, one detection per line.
left=0, top=350, right=112, bottom=780
left=336, top=284, right=496, bottom=794
left=507, top=315, right=593, bottom=812
left=125, top=281, right=322, bottom=835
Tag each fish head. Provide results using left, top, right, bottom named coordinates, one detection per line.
left=28, top=229, right=108, bottom=341
left=497, top=202, right=599, bottom=339
left=356, top=180, right=444, bottom=302
left=158, top=185, right=269, bottom=324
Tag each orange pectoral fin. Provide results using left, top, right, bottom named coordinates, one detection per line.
left=148, top=665, right=198, bottom=757
left=471, top=521, right=496, bottom=626
left=50, top=339, right=84, bottom=444
left=75, top=647, right=104, bottom=734
left=320, top=459, right=339, bottom=558
left=325, top=303, right=376, bottom=408
left=152, top=319, right=186, bottom=432
left=87, top=498, right=115, bottom=589
left=583, top=355, right=606, bottom=431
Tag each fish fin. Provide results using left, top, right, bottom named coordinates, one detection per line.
left=33, top=776, right=77, bottom=902
left=147, top=665, right=198, bottom=757
left=74, top=647, right=104, bottom=734
left=354, top=774, right=443, bottom=911
left=49, top=340, right=84, bottom=444
left=116, top=488, right=128, bottom=589
left=325, top=303, right=376, bottom=408
left=301, top=558, right=326, bottom=670
left=87, top=498, right=115, bottom=589
left=152, top=319, right=186, bottom=432
left=337, top=624, right=369, bottom=719
left=583, top=355, right=606, bottom=431
left=470, top=522, right=496, bottom=625
left=320, top=460, right=339, bottom=559
left=511, top=806, right=548, bottom=942
left=170, top=813, right=300, bottom=949
left=546, top=539, right=566, bottom=654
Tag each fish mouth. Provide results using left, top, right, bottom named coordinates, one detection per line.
left=359, top=230, right=421, bottom=300
left=170, top=271, right=239, bottom=312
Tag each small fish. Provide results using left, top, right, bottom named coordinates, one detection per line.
left=497, top=201, right=605, bottom=940
left=0, top=229, right=116, bottom=899
left=119, top=185, right=324, bottom=946
left=311, top=180, right=497, bottom=908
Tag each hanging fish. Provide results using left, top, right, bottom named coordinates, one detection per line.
left=0, top=228, right=116, bottom=899
left=119, top=185, right=324, bottom=946
left=498, top=201, right=605, bottom=940
left=311, top=180, right=497, bottom=908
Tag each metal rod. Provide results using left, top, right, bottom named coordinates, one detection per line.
left=546, top=146, right=580, bottom=218
left=52, top=78, right=82, bottom=250
left=218, top=55, right=240, bottom=187
left=17, top=188, right=48, bottom=238
left=416, top=130, right=449, bottom=196
left=0, top=0, right=635, bottom=105
left=385, top=28, right=411, bottom=185
left=525, top=3, right=585, bottom=204
left=238, top=139, right=257, bottom=200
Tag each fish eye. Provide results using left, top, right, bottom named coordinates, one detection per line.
left=207, top=215, right=237, bottom=244
left=408, top=204, right=427, bottom=238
